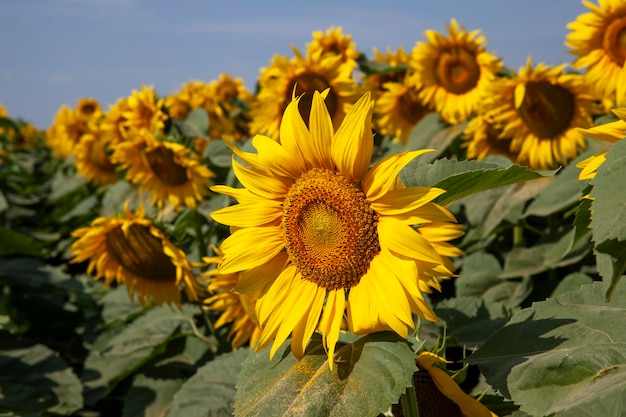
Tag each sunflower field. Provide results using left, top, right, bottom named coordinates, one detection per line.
left=1, top=2, right=626, bottom=416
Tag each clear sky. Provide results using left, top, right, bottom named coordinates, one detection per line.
left=0, top=0, right=588, bottom=128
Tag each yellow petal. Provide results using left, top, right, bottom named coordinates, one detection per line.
left=378, top=217, right=443, bottom=264
left=369, top=186, right=446, bottom=215
left=280, top=96, right=311, bottom=170
left=234, top=252, right=289, bottom=294
left=256, top=265, right=298, bottom=328
left=318, top=288, right=346, bottom=369
left=211, top=201, right=282, bottom=227
left=232, top=159, right=289, bottom=201
left=307, top=91, right=335, bottom=170
left=291, top=285, right=326, bottom=359
left=427, top=366, right=497, bottom=417
left=219, top=226, right=284, bottom=274
left=253, top=134, right=304, bottom=179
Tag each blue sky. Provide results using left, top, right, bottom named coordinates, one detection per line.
left=1, top=0, right=588, bottom=128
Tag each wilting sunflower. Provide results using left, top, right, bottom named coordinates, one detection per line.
left=211, top=91, right=461, bottom=366
left=397, top=352, right=497, bottom=417
left=112, top=133, right=214, bottom=209
left=70, top=204, right=201, bottom=306
left=484, top=59, right=595, bottom=170
left=566, top=0, right=626, bottom=105
left=577, top=108, right=626, bottom=180
left=374, top=79, right=430, bottom=144
left=307, top=26, right=360, bottom=69
left=462, top=113, right=518, bottom=162
left=249, top=46, right=357, bottom=140
left=202, top=249, right=262, bottom=350
left=73, top=122, right=119, bottom=186
left=122, top=85, right=167, bottom=137
left=411, top=19, right=502, bottom=125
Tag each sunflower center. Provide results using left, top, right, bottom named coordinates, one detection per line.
left=282, top=168, right=380, bottom=291
left=516, top=81, right=575, bottom=139
left=399, top=89, right=429, bottom=125
left=105, top=224, right=177, bottom=282
left=145, top=146, right=189, bottom=185
left=286, top=73, right=338, bottom=125
left=603, top=17, right=626, bottom=65
left=434, top=47, right=481, bottom=95
left=486, top=125, right=514, bottom=156
left=89, top=137, right=116, bottom=172
left=412, top=367, right=464, bottom=417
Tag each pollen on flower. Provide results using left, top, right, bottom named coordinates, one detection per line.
left=282, top=168, right=380, bottom=291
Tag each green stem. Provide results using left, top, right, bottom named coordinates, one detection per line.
left=194, top=209, right=208, bottom=259
left=400, top=385, right=420, bottom=417
left=513, top=224, right=525, bottom=247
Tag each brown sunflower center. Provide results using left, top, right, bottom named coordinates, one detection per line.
left=286, top=73, right=338, bottom=125
left=603, top=16, right=626, bottom=65
left=516, top=81, right=575, bottom=139
left=79, top=104, right=97, bottom=116
left=399, top=89, right=429, bottom=125
left=145, top=146, right=189, bottom=185
left=89, top=137, right=116, bottom=172
left=105, top=224, right=177, bottom=282
left=434, top=46, right=481, bottom=95
left=485, top=125, right=514, bottom=157
left=282, top=168, right=380, bottom=291
left=410, top=366, right=463, bottom=417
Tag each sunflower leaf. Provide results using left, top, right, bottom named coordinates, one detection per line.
left=589, top=138, right=626, bottom=299
left=399, top=157, right=550, bottom=207
left=467, top=281, right=626, bottom=417
left=166, top=348, right=248, bottom=417
left=234, top=333, right=416, bottom=417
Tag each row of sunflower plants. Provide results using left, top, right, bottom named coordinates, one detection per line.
left=1, top=3, right=626, bottom=416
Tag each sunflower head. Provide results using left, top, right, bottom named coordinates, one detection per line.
left=165, top=81, right=212, bottom=120
left=73, top=118, right=119, bottom=185
left=411, top=19, right=502, bottom=124
left=122, top=85, right=168, bottom=138
left=46, top=99, right=102, bottom=158
left=211, top=90, right=462, bottom=367
left=307, top=26, right=360, bottom=69
left=362, top=46, right=413, bottom=97
left=205, top=74, right=253, bottom=141
left=462, top=113, right=517, bottom=162
left=70, top=204, right=201, bottom=306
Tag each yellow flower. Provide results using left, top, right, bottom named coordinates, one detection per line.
left=202, top=250, right=262, bottom=350
left=411, top=19, right=502, bottom=124
left=211, top=91, right=461, bottom=367
left=165, top=81, right=212, bottom=120
left=0, top=103, right=7, bottom=118
left=70, top=204, right=201, bottom=306
left=374, top=79, right=430, bottom=144
left=566, top=0, right=626, bottom=105
left=112, top=133, right=214, bottom=209
left=122, top=85, right=167, bottom=138
left=307, top=26, right=360, bottom=69
left=484, top=59, right=595, bottom=170
left=101, top=96, right=132, bottom=145
left=411, top=352, right=497, bottom=417
left=462, top=113, right=518, bottom=162
left=47, top=98, right=103, bottom=158
left=362, top=46, right=413, bottom=98
left=577, top=108, right=626, bottom=179
left=250, top=46, right=357, bottom=140
left=73, top=119, right=119, bottom=186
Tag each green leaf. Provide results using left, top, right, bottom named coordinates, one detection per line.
left=99, top=286, right=147, bottom=326
left=0, top=228, right=43, bottom=257
left=0, top=337, right=83, bottom=415
left=167, top=349, right=249, bottom=417
left=589, top=138, right=626, bottom=298
left=550, top=273, right=594, bottom=298
left=234, top=333, right=416, bottom=417
left=468, top=281, right=626, bottom=416
left=204, top=139, right=233, bottom=168
left=122, top=374, right=185, bottom=417
left=400, top=158, right=550, bottom=207
left=185, top=108, right=210, bottom=136
left=82, top=304, right=198, bottom=404
left=0, top=257, right=81, bottom=291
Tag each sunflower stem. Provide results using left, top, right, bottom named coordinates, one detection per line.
left=400, top=385, right=420, bottom=417
left=513, top=224, right=525, bottom=247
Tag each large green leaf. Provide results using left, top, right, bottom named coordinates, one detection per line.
left=468, top=281, right=626, bottom=417
left=400, top=158, right=549, bottom=207
left=589, top=138, right=626, bottom=298
left=82, top=304, right=198, bottom=404
left=166, top=348, right=249, bottom=417
left=235, top=333, right=416, bottom=417
left=0, top=337, right=83, bottom=415
left=0, top=257, right=81, bottom=291
left=0, top=228, right=43, bottom=257
left=402, top=113, right=465, bottom=162
left=122, top=375, right=185, bottom=417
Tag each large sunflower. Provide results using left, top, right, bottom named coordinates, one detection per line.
left=484, top=59, right=595, bottom=170
left=112, top=133, right=214, bottom=209
left=411, top=19, right=502, bottom=125
left=307, top=26, right=360, bottom=69
left=566, top=0, right=626, bottom=105
left=70, top=204, right=201, bottom=306
left=202, top=249, right=262, bottom=350
left=211, top=91, right=461, bottom=366
left=577, top=107, right=626, bottom=179
left=249, top=46, right=357, bottom=140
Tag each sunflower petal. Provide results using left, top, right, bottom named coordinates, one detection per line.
left=219, top=226, right=284, bottom=274
left=378, top=217, right=443, bottom=264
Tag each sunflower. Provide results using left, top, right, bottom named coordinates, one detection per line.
left=484, top=59, right=595, bottom=170
left=411, top=19, right=502, bottom=124
left=566, top=0, right=626, bottom=106
left=122, top=85, right=167, bottom=138
left=112, top=133, right=214, bottom=209
left=307, top=26, right=360, bottom=69
left=462, top=113, right=518, bottom=162
left=401, top=352, right=497, bottom=417
left=165, top=81, right=212, bottom=120
left=202, top=249, right=262, bottom=350
left=206, top=74, right=253, bottom=141
left=577, top=107, right=626, bottom=180
left=70, top=204, right=201, bottom=306
left=47, top=98, right=103, bottom=158
left=249, top=46, right=357, bottom=140
left=101, top=96, right=132, bottom=145
left=362, top=46, right=413, bottom=97
left=73, top=120, right=119, bottom=186
left=211, top=91, right=461, bottom=367
left=374, top=79, right=430, bottom=144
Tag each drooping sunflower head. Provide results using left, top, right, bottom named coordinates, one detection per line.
left=462, top=113, right=518, bottom=162
left=111, top=133, right=214, bottom=209
left=202, top=250, right=262, bottom=350
left=307, top=26, right=360, bottom=69
left=249, top=46, right=357, bottom=140
left=70, top=204, right=201, bottom=306
left=411, top=19, right=503, bottom=124
left=122, top=85, right=168, bottom=138
left=566, top=0, right=626, bottom=105
left=484, top=59, right=595, bottom=170
left=211, top=90, right=462, bottom=366
left=73, top=117, right=119, bottom=186
left=577, top=107, right=626, bottom=180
